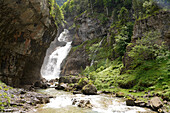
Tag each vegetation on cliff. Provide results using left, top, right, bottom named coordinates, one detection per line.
left=61, top=0, right=170, bottom=111
left=56, top=0, right=67, bottom=6
left=49, top=0, right=65, bottom=27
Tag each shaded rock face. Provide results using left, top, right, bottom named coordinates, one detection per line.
left=72, top=13, right=109, bottom=46
left=123, top=11, right=170, bottom=69
left=0, top=0, right=57, bottom=87
left=61, top=45, right=90, bottom=76
left=61, top=13, right=110, bottom=76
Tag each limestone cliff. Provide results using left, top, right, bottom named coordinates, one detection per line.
left=0, top=0, right=57, bottom=87
left=61, top=13, right=110, bottom=75
left=123, top=11, right=170, bottom=69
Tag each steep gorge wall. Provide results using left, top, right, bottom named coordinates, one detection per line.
left=0, top=0, right=57, bottom=87
left=123, top=11, right=170, bottom=69
left=61, top=13, right=110, bottom=75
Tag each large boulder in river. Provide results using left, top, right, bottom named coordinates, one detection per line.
left=150, top=96, right=163, bottom=110
left=126, top=99, right=135, bottom=106
left=55, top=83, right=71, bottom=91
left=82, top=84, right=97, bottom=95
left=72, top=98, right=93, bottom=108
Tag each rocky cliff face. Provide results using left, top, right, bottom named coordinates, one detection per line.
left=61, top=13, right=110, bottom=76
left=72, top=13, right=109, bottom=46
left=0, top=0, right=57, bottom=87
left=123, top=11, right=170, bottom=69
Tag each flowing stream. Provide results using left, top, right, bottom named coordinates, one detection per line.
left=34, top=88, right=155, bottom=113
left=38, top=30, right=155, bottom=113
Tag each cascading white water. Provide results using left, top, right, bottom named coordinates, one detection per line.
left=41, top=29, right=72, bottom=80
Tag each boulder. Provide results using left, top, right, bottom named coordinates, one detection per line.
left=34, top=81, right=42, bottom=88
left=34, top=81, right=48, bottom=89
left=55, top=83, right=72, bottom=91
left=116, top=92, right=124, bottom=97
left=36, top=95, right=50, bottom=104
left=82, top=84, right=97, bottom=95
left=126, top=99, right=135, bottom=106
left=72, top=98, right=93, bottom=108
left=73, top=91, right=82, bottom=94
left=55, top=83, right=68, bottom=90
left=59, top=75, right=81, bottom=84
left=150, top=97, right=163, bottom=110
left=135, top=101, right=147, bottom=107
left=77, top=78, right=89, bottom=89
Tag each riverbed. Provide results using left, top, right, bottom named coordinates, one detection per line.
left=31, top=88, right=155, bottom=113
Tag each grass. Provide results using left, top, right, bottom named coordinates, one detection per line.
left=0, top=81, right=13, bottom=111
left=79, top=37, right=169, bottom=101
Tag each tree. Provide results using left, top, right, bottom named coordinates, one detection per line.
left=118, top=7, right=129, bottom=25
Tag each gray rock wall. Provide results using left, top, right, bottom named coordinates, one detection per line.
left=0, top=0, right=57, bottom=87
left=123, top=11, right=170, bottom=69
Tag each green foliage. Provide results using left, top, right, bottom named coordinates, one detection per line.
left=132, top=0, right=167, bottom=19
left=118, top=7, right=129, bottom=25
left=62, top=0, right=88, bottom=18
left=113, top=22, right=134, bottom=57
left=128, top=31, right=169, bottom=68
left=49, top=0, right=65, bottom=27
left=0, top=81, right=12, bottom=111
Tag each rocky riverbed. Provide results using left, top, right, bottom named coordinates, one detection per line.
left=34, top=88, right=156, bottom=113
left=50, top=75, right=170, bottom=113
left=0, top=81, right=51, bottom=112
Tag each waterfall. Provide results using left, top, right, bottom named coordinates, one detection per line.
left=41, top=29, right=72, bottom=80
left=90, top=38, right=104, bottom=66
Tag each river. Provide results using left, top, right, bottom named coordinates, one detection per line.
left=31, top=88, right=155, bottom=113
left=36, top=29, right=156, bottom=113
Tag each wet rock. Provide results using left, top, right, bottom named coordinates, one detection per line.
left=49, top=79, right=57, bottom=84
left=20, top=90, right=27, bottom=94
left=129, top=90, right=133, bottom=93
left=167, top=102, right=170, bottom=106
left=135, top=101, right=147, bottom=107
left=41, top=83, right=48, bottom=89
left=55, top=83, right=71, bottom=91
left=72, top=98, right=93, bottom=108
left=126, top=99, right=135, bottom=106
left=97, top=91, right=103, bottom=95
left=59, top=76, right=72, bottom=84
left=59, top=75, right=81, bottom=84
left=146, top=101, right=151, bottom=108
left=102, top=90, right=112, bottom=94
left=34, top=81, right=42, bottom=88
left=116, top=92, right=124, bottom=97
left=3, top=109, right=15, bottom=112
left=82, top=84, right=97, bottom=95
left=77, top=78, right=89, bottom=89
left=163, top=100, right=167, bottom=104
left=150, top=97, right=163, bottom=110
left=36, top=95, right=50, bottom=104
left=73, top=91, right=82, bottom=94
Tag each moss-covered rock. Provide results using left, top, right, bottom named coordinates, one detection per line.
left=82, top=83, right=97, bottom=95
left=77, top=77, right=89, bottom=89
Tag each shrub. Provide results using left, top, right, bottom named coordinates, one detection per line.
left=128, top=31, right=168, bottom=68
